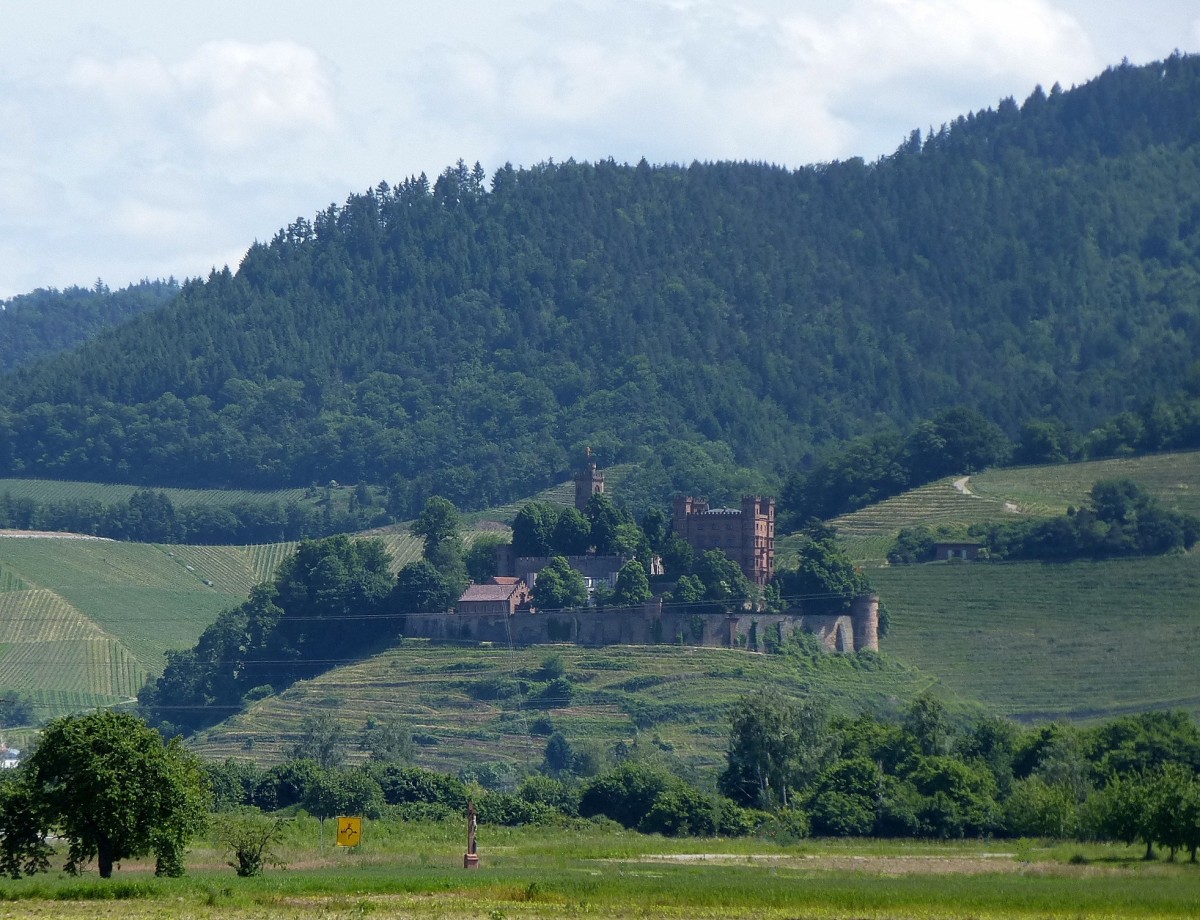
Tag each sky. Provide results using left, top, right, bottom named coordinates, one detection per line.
left=1, top=1, right=1198, bottom=300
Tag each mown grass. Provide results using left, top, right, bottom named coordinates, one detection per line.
left=190, top=641, right=949, bottom=772
left=0, top=821, right=1196, bottom=919
left=875, top=551, right=1200, bottom=722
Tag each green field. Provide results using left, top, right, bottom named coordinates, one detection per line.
left=830, top=450, right=1200, bottom=565
left=189, top=641, right=950, bottom=772
left=0, top=477, right=311, bottom=508
left=875, top=551, right=1200, bottom=722
left=971, top=449, right=1200, bottom=518
left=0, top=823, right=1195, bottom=919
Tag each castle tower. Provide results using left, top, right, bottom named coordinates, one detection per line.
left=574, top=460, right=605, bottom=512
left=739, top=495, right=775, bottom=586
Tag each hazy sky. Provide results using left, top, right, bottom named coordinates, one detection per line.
left=2, top=1, right=1197, bottom=299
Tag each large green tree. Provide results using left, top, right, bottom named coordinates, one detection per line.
left=531, top=556, right=588, bottom=610
left=0, top=711, right=209, bottom=878
left=719, top=688, right=833, bottom=809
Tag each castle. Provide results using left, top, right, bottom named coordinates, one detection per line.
left=426, top=460, right=877, bottom=654
left=673, top=495, right=775, bottom=585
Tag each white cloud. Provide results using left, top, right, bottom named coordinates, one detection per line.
left=176, top=41, right=339, bottom=152
left=0, top=0, right=1195, bottom=298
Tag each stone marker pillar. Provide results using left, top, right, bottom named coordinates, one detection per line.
left=463, top=801, right=479, bottom=869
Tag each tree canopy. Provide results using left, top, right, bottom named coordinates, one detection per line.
left=0, top=711, right=209, bottom=878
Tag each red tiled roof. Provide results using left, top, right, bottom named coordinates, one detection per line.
left=459, top=583, right=520, bottom=603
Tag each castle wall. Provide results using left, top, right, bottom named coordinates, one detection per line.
left=404, top=594, right=879, bottom=654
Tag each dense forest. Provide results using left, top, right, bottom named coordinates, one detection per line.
left=0, top=279, right=178, bottom=374
left=3, top=56, right=1200, bottom=514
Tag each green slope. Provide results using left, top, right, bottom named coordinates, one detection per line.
left=824, top=450, right=1200, bottom=722
left=188, top=641, right=952, bottom=772
left=875, top=553, right=1200, bottom=723
left=830, top=450, right=1200, bottom=565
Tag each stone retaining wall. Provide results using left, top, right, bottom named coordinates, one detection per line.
left=404, top=594, right=878, bottom=653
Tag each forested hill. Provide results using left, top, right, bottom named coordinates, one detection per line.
left=0, top=279, right=179, bottom=374
left=2, top=55, right=1200, bottom=513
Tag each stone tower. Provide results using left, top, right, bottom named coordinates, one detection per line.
left=574, top=460, right=605, bottom=512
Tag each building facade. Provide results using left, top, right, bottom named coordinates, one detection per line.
left=457, top=577, right=530, bottom=616
left=673, top=495, right=775, bottom=585
left=573, top=461, right=605, bottom=512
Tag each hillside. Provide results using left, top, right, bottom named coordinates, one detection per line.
left=828, top=449, right=1200, bottom=564
left=187, top=641, right=950, bottom=773
left=2, top=57, right=1200, bottom=515
left=813, top=449, right=1200, bottom=722
left=0, top=280, right=178, bottom=374
left=875, top=552, right=1200, bottom=723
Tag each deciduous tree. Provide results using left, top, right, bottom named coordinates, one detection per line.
left=0, top=711, right=209, bottom=878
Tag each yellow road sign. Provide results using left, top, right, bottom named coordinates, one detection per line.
left=336, top=816, right=362, bottom=847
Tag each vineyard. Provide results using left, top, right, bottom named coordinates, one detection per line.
left=0, top=589, right=147, bottom=720
left=0, top=566, right=26, bottom=592
left=827, top=450, right=1200, bottom=564
left=0, top=538, right=240, bottom=675
left=875, top=551, right=1200, bottom=722
left=829, top=477, right=1028, bottom=543
left=970, top=450, right=1200, bottom=519
left=189, top=640, right=947, bottom=771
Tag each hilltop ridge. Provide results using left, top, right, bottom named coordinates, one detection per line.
left=1, top=56, right=1200, bottom=514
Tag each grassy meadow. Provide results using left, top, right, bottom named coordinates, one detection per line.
left=0, top=821, right=1196, bottom=919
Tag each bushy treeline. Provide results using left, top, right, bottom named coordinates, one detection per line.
left=781, top=407, right=1010, bottom=527
left=720, top=691, right=1200, bottom=853
left=889, top=479, right=1200, bottom=564
left=973, top=479, right=1200, bottom=562
left=3, top=57, right=1200, bottom=514
left=0, top=485, right=392, bottom=544
left=139, top=534, right=413, bottom=736
left=0, top=279, right=179, bottom=375
left=203, top=697, right=1200, bottom=855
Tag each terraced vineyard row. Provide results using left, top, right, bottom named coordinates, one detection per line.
left=245, top=542, right=299, bottom=583
left=156, top=544, right=262, bottom=595
left=0, top=637, right=145, bottom=701
left=830, top=476, right=1026, bottom=539
left=0, top=567, right=26, bottom=592
left=372, top=532, right=426, bottom=571
left=0, top=590, right=96, bottom=643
